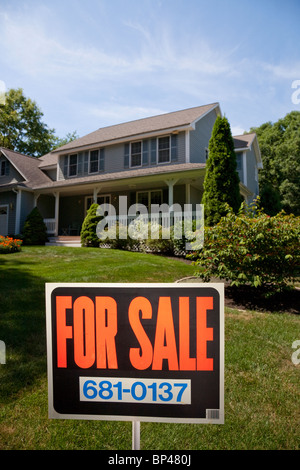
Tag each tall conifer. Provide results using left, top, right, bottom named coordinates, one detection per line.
left=202, top=116, right=242, bottom=225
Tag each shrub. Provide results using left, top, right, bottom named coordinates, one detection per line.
left=80, top=203, right=102, bottom=247
left=193, top=202, right=300, bottom=289
left=22, top=207, right=48, bottom=245
left=0, top=236, right=22, bottom=253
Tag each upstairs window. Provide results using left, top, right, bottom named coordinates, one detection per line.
left=89, top=150, right=99, bottom=173
left=69, top=154, right=78, bottom=177
left=130, top=142, right=142, bottom=167
left=158, top=136, right=170, bottom=163
left=0, top=160, right=9, bottom=176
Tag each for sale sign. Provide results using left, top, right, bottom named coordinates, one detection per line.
left=46, top=283, right=224, bottom=424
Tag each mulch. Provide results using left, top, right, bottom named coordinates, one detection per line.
left=224, top=284, right=300, bottom=315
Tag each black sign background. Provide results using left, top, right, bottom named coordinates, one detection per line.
left=46, top=284, right=224, bottom=423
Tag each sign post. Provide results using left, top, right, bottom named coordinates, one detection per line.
left=46, top=282, right=224, bottom=447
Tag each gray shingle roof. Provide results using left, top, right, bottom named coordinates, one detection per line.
left=0, top=147, right=52, bottom=188
left=56, top=103, right=219, bottom=151
left=32, top=162, right=206, bottom=190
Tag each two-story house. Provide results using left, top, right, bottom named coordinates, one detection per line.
left=0, top=103, right=262, bottom=241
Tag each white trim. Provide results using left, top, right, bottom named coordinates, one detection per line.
left=15, top=190, right=21, bottom=235
left=190, top=103, right=221, bottom=128
left=157, top=135, right=171, bottom=165
left=185, top=130, right=190, bottom=163
left=85, top=194, right=111, bottom=215
left=242, top=151, right=247, bottom=187
left=136, top=189, right=163, bottom=209
left=129, top=141, right=143, bottom=169
left=0, top=204, right=9, bottom=236
left=68, top=154, right=78, bottom=178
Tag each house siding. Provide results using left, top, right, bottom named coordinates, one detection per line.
left=0, top=191, right=16, bottom=235
left=190, top=108, right=218, bottom=163
left=58, top=132, right=186, bottom=181
left=0, top=156, right=24, bottom=185
left=246, top=147, right=259, bottom=200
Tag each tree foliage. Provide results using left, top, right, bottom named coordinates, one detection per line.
left=202, top=115, right=242, bottom=226
left=0, top=88, right=78, bottom=157
left=80, top=203, right=102, bottom=247
left=251, top=111, right=300, bottom=216
left=22, top=207, right=48, bottom=245
left=0, top=88, right=57, bottom=157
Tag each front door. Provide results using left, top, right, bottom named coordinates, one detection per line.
left=0, top=205, right=8, bottom=236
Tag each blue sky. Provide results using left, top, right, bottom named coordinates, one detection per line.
left=0, top=0, right=300, bottom=140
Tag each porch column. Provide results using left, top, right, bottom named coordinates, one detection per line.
left=54, top=192, right=60, bottom=236
left=93, top=186, right=102, bottom=203
left=34, top=192, right=40, bottom=207
left=14, top=189, right=22, bottom=235
left=165, top=179, right=179, bottom=207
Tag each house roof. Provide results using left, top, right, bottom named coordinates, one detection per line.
left=32, top=162, right=206, bottom=191
left=233, top=133, right=256, bottom=149
left=0, top=147, right=52, bottom=188
left=38, top=103, right=220, bottom=168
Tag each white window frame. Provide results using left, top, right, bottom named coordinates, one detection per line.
left=68, top=154, right=78, bottom=177
left=89, top=149, right=99, bottom=174
left=157, top=135, right=171, bottom=164
left=136, top=189, right=163, bottom=211
left=130, top=141, right=142, bottom=168
left=85, top=194, right=111, bottom=215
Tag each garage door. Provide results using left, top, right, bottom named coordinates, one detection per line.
left=0, top=205, right=8, bottom=236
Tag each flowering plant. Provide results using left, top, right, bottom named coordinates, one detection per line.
left=0, top=236, right=22, bottom=254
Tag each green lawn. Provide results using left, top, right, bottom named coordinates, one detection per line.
left=0, top=246, right=299, bottom=450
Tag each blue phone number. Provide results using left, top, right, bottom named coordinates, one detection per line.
left=79, top=377, right=191, bottom=405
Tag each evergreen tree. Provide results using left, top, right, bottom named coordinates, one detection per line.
left=22, top=207, right=48, bottom=245
left=80, top=203, right=101, bottom=247
left=202, top=116, right=242, bottom=226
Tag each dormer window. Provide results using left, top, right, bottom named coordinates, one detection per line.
left=0, top=160, right=9, bottom=176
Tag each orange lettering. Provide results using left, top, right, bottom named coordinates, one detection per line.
left=56, top=296, right=73, bottom=368
left=73, top=296, right=95, bottom=368
left=179, top=297, right=196, bottom=370
left=152, top=297, right=178, bottom=371
left=196, top=297, right=214, bottom=370
left=95, top=296, right=118, bottom=369
left=129, top=297, right=153, bottom=370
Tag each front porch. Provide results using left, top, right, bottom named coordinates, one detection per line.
left=38, top=166, right=206, bottom=238
left=45, top=235, right=81, bottom=247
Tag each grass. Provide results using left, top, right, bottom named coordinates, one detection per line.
left=0, top=246, right=299, bottom=450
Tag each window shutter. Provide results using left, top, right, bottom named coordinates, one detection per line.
left=77, top=152, right=83, bottom=175
left=63, top=155, right=68, bottom=177
left=150, top=138, right=157, bottom=165
left=100, top=148, right=105, bottom=171
left=124, top=143, right=129, bottom=168
left=5, top=161, right=9, bottom=176
left=83, top=151, right=89, bottom=174
left=171, top=134, right=178, bottom=162
left=142, top=140, right=149, bottom=166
